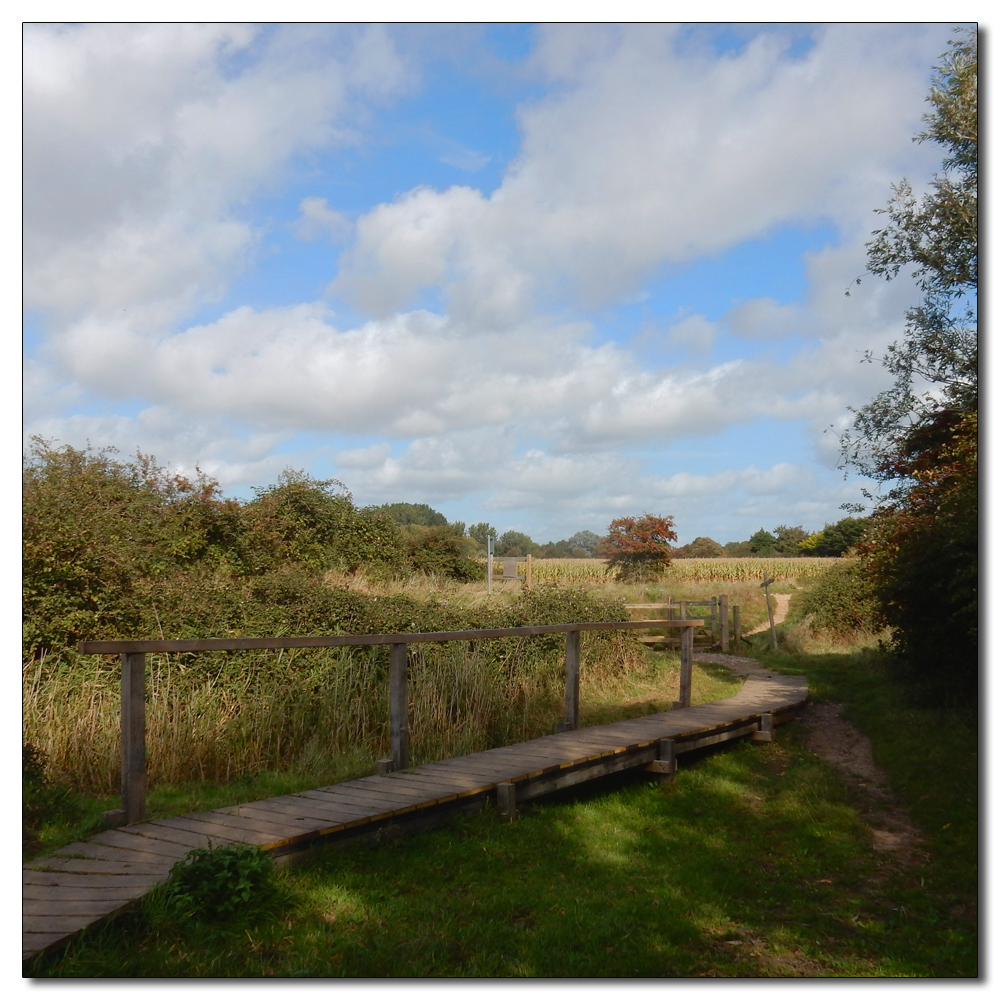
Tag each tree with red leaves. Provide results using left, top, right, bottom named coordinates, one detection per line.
left=597, top=514, right=677, bottom=580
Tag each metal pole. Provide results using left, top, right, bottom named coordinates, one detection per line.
left=121, top=652, right=146, bottom=825
left=389, top=643, right=409, bottom=769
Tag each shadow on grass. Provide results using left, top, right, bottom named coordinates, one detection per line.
left=30, top=722, right=977, bottom=979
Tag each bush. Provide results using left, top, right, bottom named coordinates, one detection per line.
left=161, top=843, right=281, bottom=922
left=405, top=525, right=483, bottom=581
left=23, top=743, right=79, bottom=855
left=797, top=561, right=886, bottom=641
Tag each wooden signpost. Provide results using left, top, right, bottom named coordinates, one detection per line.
left=760, top=575, right=777, bottom=650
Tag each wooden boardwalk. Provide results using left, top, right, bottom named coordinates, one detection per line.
left=23, top=666, right=807, bottom=966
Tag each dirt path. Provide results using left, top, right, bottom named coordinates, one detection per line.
left=693, top=651, right=927, bottom=865
left=743, top=593, right=791, bottom=636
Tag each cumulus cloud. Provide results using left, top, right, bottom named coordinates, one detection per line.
left=333, top=24, right=945, bottom=323
left=22, top=23, right=956, bottom=541
left=23, top=22, right=409, bottom=325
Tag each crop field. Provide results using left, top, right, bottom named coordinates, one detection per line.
left=500, top=556, right=844, bottom=586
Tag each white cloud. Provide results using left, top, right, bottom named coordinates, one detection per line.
left=724, top=298, right=804, bottom=340
left=294, top=197, right=353, bottom=242
left=333, top=24, right=946, bottom=322
left=23, top=23, right=410, bottom=325
left=22, top=23, right=956, bottom=543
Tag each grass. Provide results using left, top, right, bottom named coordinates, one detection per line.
left=24, top=569, right=977, bottom=977
left=24, top=648, right=739, bottom=862
left=29, top=696, right=976, bottom=977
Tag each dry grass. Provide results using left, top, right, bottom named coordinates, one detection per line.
left=23, top=630, right=653, bottom=795
left=25, top=555, right=812, bottom=796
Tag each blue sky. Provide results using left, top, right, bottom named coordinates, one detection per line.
left=23, top=21, right=959, bottom=545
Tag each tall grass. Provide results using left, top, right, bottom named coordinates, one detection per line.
left=23, top=630, right=648, bottom=797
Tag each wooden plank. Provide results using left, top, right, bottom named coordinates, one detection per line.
left=24, top=858, right=169, bottom=876
left=414, top=760, right=524, bottom=781
left=50, top=842, right=175, bottom=866
left=217, top=804, right=329, bottom=834
left=22, top=914, right=112, bottom=934
left=23, top=931, right=73, bottom=953
left=306, top=783, right=429, bottom=809
left=390, top=771, right=491, bottom=794
left=374, top=774, right=469, bottom=800
left=152, top=813, right=287, bottom=844
left=264, top=793, right=380, bottom=821
left=22, top=883, right=149, bottom=902
left=24, top=899, right=130, bottom=917
left=89, top=828, right=193, bottom=859
left=129, top=822, right=242, bottom=851
left=288, top=789, right=398, bottom=815
left=229, top=797, right=382, bottom=828
left=519, top=747, right=658, bottom=799
left=23, top=870, right=164, bottom=889
left=674, top=722, right=759, bottom=752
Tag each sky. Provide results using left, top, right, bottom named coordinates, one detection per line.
left=22, top=20, right=965, bottom=546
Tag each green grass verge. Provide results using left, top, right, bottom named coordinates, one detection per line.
left=29, top=681, right=976, bottom=977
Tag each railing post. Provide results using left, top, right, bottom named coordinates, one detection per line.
left=719, top=594, right=729, bottom=652
left=733, top=605, right=742, bottom=649
left=121, top=652, right=146, bottom=825
left=674, top=625, right=693, bottom=709
left=526, top=553, right=533, bottom=591
left=560, top=629, right=580, bottom=731
left=390, top=643, right=409, bottom=770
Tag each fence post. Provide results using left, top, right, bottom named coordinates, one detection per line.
left=733, top=605, right=742, bottom=649
left=719, top=594, right=729, bottom=652
left=674, top=625, right=693, bottom=709
left=710, top=597, right=719, bottom=643
left=560, top=629, right=581, bottom=731
left=526, top=553, right=533, bottom=591
left=120, top=652, right=146, bottom=825
left=390, top=643, right=409, bottom=770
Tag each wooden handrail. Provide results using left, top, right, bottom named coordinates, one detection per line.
left=84, top=617, right=703, bottom=827
left=78, top=620, right=705, bottom=655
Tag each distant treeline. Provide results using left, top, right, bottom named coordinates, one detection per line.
left=672, top=519, right=868, bottom=559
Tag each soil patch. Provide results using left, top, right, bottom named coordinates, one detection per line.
left=695, top=653, right=928, bottom=867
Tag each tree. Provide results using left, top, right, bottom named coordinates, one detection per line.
left=467, top=523, right=497, bottom=551
left=673, top=536, right=725, bottom=558
left=799, top=516, right=870, bottom=557
left=842, top=31, right=977, bottom=701
left=566, top=530, right=601, bottom=557
left=747, top=528, right=777, bottom=555
left=495, top=530, right=540, bottom=557
left=375, top=502, right=448, bottom=527
left=597, top=514, right=677, bottom=580
left=842, top=29, right=977, bottom=483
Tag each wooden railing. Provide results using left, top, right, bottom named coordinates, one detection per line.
left=80, top=618, right=703, bottom=826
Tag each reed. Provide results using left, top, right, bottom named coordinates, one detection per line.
left=23, top=629, right=648, bottom=796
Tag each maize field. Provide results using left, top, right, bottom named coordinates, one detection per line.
left=523, top=556, right=844, bottom=586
